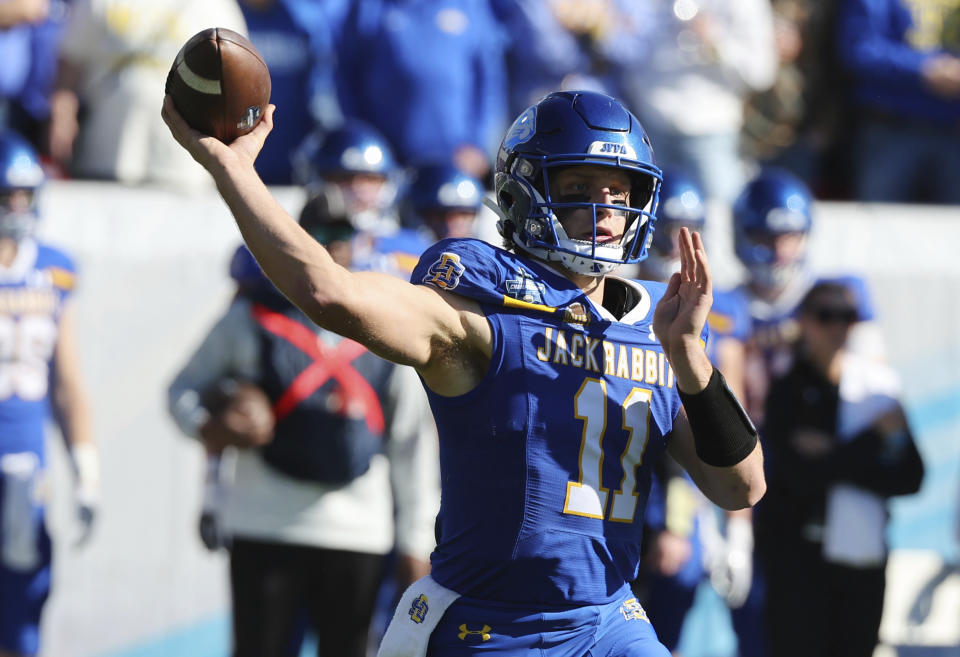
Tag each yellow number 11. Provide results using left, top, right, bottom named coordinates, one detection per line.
left=563, top=378, right=653, bottom=523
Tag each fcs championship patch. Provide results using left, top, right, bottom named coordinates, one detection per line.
left=408, top=593, right=429, bottom=624
left=505, top=268, right=545, bottom=304
left=423, top=252, right=465, bottom=290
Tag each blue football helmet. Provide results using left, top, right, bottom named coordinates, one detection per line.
left=646, top=167, right=706, bottom=280
left=293, top=120, right=397, bottom=182
left=733, top=168, right=813, bottom=290
left=493, top=90, right=661, bottom=276
left=403, top=162, right=483, bottom=238
left=292, top=120, right=399, bottom=232
left=0, top=131, right=44, bottom=241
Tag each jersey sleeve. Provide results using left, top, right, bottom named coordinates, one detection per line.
left=708, top=289, right=751, bottom=342
left=37, top=244, right=78, bottom=302
left=411, top=238, right=507, bottom=306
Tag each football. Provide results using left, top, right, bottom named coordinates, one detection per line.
left=165, top=27, right=271, bottom=143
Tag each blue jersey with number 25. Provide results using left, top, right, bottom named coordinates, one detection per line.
left=411, top=238, right=708, bottom=608
left=0, top=240, right=76, bottom=462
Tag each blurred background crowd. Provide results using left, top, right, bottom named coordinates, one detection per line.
left=1, top=1, right=959, bottom=657
left=2, top=0, right=959, bottom=205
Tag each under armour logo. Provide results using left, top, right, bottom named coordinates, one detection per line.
left=457, top=624, right=491, bottom=642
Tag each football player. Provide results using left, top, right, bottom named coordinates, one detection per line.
left=292, top=119, right=401, bottom=233
left=0, top=131, right=98, bottom=657
left=634, top=168, right=754, bottom=654
left=292, top=120, right=430, bottom=278
left=731, top=167, right=882, bottom=424
left=163, top=89, right=765, bottom=656
left=401, top=162, right=484, bottom=241
left=727, top=167, right=885, bottom=657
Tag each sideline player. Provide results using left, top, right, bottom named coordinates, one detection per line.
left=0, top=131, right=98, bottom=657
left=729, top=167, right=884, bottom=657
left=632, top=168, right=755, bottom=654
left=162, top=89, right=765, bottom=655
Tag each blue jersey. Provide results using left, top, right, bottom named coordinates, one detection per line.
left=705, top=288, right=751, bottom=367
left=0, top=240, right=76, bottom=461
left=411, top=239, right=708, bottom=607
left=353, top=226, right=431, bottom=279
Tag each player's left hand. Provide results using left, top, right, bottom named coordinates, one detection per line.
left=74, top=489, right=97, bottom=548
left=72, top=443, right=100, bottom=548
left=709, top=515, right=753, bottom=608
left=652, top=228, right=713, bottom=364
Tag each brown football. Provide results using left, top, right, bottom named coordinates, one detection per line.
left=165, top=27, right=271, bottom=143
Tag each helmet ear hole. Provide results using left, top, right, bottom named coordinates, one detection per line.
left=498, top=178, right=533, bottom=222
left=498, top=189, right=515, bottom=211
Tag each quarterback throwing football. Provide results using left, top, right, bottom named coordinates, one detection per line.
left=163, top=89, right=765, bottom=656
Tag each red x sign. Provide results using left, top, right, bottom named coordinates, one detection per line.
left=252, top=304, right=385, bottom=433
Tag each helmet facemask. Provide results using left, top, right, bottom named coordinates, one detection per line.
left=738, top=230, right=809, bottom=298
left=496, top=157, right=660, bottom=277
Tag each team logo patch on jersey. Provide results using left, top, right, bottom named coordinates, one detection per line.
left=505, top=268, right=545, bottom=304
left=620, top=597, right=650, bottom=623
left=408, top=593, right=429, bottom=623
left=457, top=624, right=491, bottom=642
left=423, top=252, right=465, bottom=290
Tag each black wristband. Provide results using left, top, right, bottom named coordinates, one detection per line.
left=678, top=368, right=758, bottom=467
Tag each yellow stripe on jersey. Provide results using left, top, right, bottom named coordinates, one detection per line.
left=502, top=296, right=560, bottom=315
left=47, top=267, right=75, bottom=291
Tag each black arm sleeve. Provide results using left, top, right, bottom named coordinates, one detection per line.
left=678, top=368, right=758, bottom=467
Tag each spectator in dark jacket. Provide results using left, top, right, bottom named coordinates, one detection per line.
left=757, top=280, right=924, bottom=657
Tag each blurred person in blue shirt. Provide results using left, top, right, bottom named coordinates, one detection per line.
left=613, top=0, right=778, bottom=204
left=836, top=0, right=960, bottom=203
left=238, top=0, right=348, bottom=184
left=490, top=0, right=646, bottom=117
left=334, top=0, right=508, bottom=181
left=0, top=0, right=69, bottom=153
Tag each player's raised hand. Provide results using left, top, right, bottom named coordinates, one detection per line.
left=653, top=227, right=713, bottom=363
left=161, top=95, right=275, bottom=172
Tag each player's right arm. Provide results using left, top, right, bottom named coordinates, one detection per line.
left=161, top=96, right=491, bottom=395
